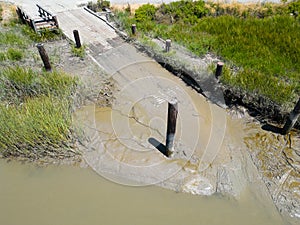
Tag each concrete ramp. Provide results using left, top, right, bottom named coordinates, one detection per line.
left=57, top=8, right=119, bottom=49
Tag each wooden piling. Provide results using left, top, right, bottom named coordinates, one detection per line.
left=166, top=39, right=171, bottom=52
left=36, top=44, right=52, bottom=71
left=16, top=7, right=25, bottom=24
left=73, top=30, right=81, bottom=48
left=30, top=19, right=37, bottom=33
left=282, top=98, right=300, bottom=135
left=131, top=24, right=136, bottom=35
left=166, top=100, right=178, bottom=157
left=215, top=62, right=224, bottom=79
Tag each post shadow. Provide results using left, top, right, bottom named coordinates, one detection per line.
left=261, top=123, right=282, bottom=134
left=148, top=137, right=167, bottom=157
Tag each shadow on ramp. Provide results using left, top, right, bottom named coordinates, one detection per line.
left=148, top=137, right=167, bottom=157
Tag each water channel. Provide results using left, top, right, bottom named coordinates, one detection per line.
left=0, top=160, right=285, bottom=225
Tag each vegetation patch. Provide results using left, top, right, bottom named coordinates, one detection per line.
left=87, top=0, right=110, bottom=12
left=21, top=25, right=64, bottom=42
left=0, top=67, right=78, bottom=159
left=0, top=97, right=75, bottom=159
left=113, top=0, right=299, bottom=107
left=0, top=4, right=80, bottom=160
left=71, top=44, right=86, bottom=58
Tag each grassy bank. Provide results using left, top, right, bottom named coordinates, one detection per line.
left=113, top=0, right=299, bottom=107
left=0, top=6, right=79, bottom=159
left=0, top=67, right=78, bottom=159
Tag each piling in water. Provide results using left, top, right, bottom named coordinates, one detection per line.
left=282, top=98, right=300, bottom=135
left=73, top=30, right=81, bottom=48
left=215, top=62, right=224, bottom=79
left=166, top=100, right=178, bottom=157
left=36, top=44, right=51, bottom=71
left=166, top=39, right=171, bottom=52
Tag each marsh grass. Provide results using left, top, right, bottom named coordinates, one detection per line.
left=0, top=97, right=77, bottom=159
left=21, top=26, right=64, bottom=42
left=0, top=67, right=78, bottom=159
left=0, top=30, right=28, bottom=61
left=71, top=44, right=86, bottom=58
left=0, top=30, right=29, bottom=47
left=6, top=47, right=23, bottom=61
left=0, top=67, right=77, bottom=104
left=0, top=3, right=80, bottom=160
left=114, top=0, right=300, bottom=105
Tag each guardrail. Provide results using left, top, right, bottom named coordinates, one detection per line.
left=16, top=4, right=59, bottom=33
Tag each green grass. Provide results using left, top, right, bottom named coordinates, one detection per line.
left=71, top=44, right=86, bottom=58
left=0, top=30, right=28, bottom=61
left=114, top=0, right=300, bottom=105
left=190, top=15, right=299, bottom=104
left=0, top=67, right=78, bottom=159
left=0, top=4, right=80, bottom=160
left=6, top=47, right=23, bottom=60
left=0, top=30, right=29, bottom=47
left=21, top=26, right=64, bottom=42
left=0, top=96, right=77, bottom=158
left=0, top=67, right=77, bottom=104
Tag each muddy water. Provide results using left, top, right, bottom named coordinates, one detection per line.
left=244, top=122, right=300, bottom=221
left=0, top=159, right=285, bottom=225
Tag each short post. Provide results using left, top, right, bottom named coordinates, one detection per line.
left=281, top=98, right=300, bottom=135
left=16, top=7, right=25, bottom=24
left=30, top=19, right=37, bottom=33
left=166, top=39, right=171, bottom=52
left=36, top=44, right=52, bottom=71
left=131, top=24, right=136, bottom=35
left=53, top=15, right=59, bottom=28
left=166, top=99, right=178, bottom=157
left=73, top=30, right=81, bottom=48
left=215, top=61, right=224, bottom=79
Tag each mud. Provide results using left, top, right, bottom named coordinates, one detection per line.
left=74, top=41, right=281, bottom=218
left=244, top=122, right=300, bottom=224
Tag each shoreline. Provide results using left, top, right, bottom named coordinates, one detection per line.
left=108, top=1, right=299, bottom=131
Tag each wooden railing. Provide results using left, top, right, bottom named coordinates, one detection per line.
left=16, top=5, right=59, bottom=33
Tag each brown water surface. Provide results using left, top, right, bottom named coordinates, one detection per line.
left=0, top=160, right=285, bottom=225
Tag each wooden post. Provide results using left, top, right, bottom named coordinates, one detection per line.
left=166, top=99, right=178, bottom=157
left=215, top=62, right=224, bottom=79
left=36, top=44, right=52, bottom=71
left=73, top=30, right=81, bottom=48
left=30, top=19, right=37, bottom=33
left=131, top=24, right=136, bottom=35
left=52, top=15, right=59, bottom=28
left=166, top=39, right=171, bottom=52
left=282, top=98, right=300, bottom=135
left=16, top=7, right=25, bottom=24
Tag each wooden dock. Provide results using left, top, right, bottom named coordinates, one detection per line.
left=16, top=4, right=59, bottom=33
